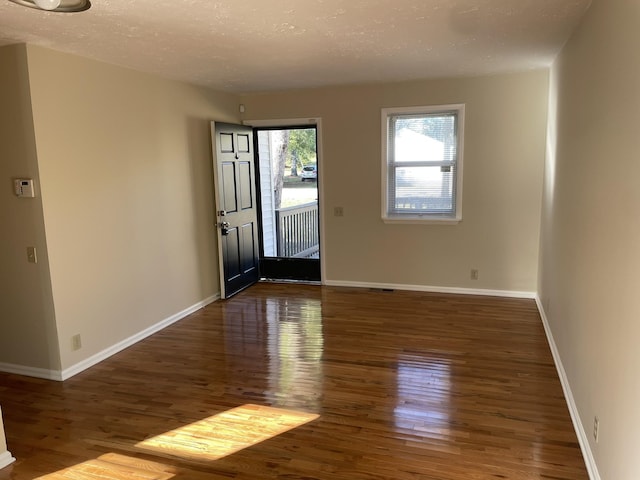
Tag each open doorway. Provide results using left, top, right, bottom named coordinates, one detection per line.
left=255, top=126, right=320, bottom=282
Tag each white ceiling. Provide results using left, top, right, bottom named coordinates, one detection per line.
left=0, top=0, right=591, bottom=93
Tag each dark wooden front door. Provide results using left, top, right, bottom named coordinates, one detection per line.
left=211, top=122, right=259, bottom=298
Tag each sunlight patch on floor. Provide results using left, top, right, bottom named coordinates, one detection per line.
left=135, top=404, right=319, bottom=462
left=35, top=453, right=175, bottom=480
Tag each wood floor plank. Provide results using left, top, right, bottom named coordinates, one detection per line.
left=0, top=284, right=588, bottom=479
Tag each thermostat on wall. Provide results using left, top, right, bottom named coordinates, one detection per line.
left=14, top=179, right=35, bottom=198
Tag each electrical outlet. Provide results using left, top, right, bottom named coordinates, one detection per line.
left=593, top=416, right=599, bottom=443
left=470, top=269, right=479, bottom=280
left=72, top=334, right=82, bottom=351
left=27, top=246, right=37, bottom=264
left=334, top=206, right=344, bottom=217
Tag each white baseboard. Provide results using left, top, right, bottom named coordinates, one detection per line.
left=0, top=295, right=219, bottom=382
left=60, top=294, right=219, bottom=380
left=535, top=296, right=601, bottom=480
left=0, top=451, right=16, bottom=470
left=323, top=279, right=536, bottom=299
left=0, top=363, right=62, bottom=381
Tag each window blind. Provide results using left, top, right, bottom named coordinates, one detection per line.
left=387, top=112, right=459, bottom=217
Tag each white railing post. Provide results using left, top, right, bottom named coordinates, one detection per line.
left=275, top=201, right=319, bottom=258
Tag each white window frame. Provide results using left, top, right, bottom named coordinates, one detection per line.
left=381, top=104, right=465, bottom=224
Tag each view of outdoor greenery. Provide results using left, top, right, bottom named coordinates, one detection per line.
left=274, top=128, right=318, bottom=209
left=287, top=129, right=317, bottom=175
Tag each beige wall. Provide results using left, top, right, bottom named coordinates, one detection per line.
left=241, top=72, right=548, bottom=292
left=539, top=0, right=640, bottom=478
left=4, top=45, right=239, bottom=373
left=0, top=47, right=550, bottom=377
left=0, top=44, right=60, bottom=372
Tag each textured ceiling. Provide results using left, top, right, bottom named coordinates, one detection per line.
left=0, top=0, right=591, bottom=93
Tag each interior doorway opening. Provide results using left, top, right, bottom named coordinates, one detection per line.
left=256, top=126, right=320, bottom=282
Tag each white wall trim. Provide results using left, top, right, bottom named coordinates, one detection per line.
left=0, top=451, right=16, bottom=470
left=243, top=117, right=319, bottom=128
left=323, top=279, right=536, bottom=299
left=535, top=296, right=601, bottom=480
left=60, top=294, right=220, bottom=380
left=0, top=294, right=219, bottom=382
left=0, top=363, right=62, bottom=381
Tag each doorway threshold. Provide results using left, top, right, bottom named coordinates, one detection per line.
left=259, top=278, right=322, bottom=286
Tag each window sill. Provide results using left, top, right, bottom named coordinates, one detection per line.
left=382, top=216, right=461, bottom=225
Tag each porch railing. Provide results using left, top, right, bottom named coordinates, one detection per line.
left=275, top=201, right=319, bottom=258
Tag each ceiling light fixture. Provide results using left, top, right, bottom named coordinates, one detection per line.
left=34, top=0, right=59, bottom=9
left=8, top=0, right=91, bottom=13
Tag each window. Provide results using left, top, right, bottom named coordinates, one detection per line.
left=382, top=104, right=464, bottom=224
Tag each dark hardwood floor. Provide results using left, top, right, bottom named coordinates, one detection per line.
left=0, top=283, right=588, bottom=479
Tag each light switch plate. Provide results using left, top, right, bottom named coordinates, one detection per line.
left=14, top=179, right=35, bottom=198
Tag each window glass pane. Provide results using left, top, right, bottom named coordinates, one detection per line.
left=393, top=115, right=456, bottom=163
left=393, top=166, right=454, bottom=212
